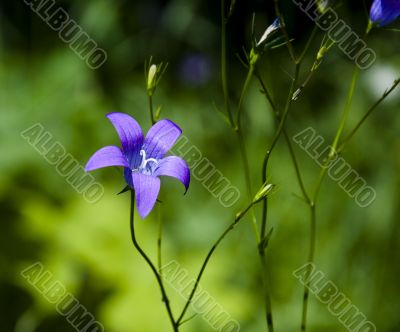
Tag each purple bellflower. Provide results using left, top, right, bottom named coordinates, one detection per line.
left=370, top=0, right=400, bottom=26
left=85, top=113, right=190, bottom=218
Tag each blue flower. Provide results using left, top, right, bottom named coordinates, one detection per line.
left=370, top=0, right=400, bottom=26
left=85, top=113, right=190, bottom=218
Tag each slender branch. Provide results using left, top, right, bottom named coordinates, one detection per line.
left=176, top=201, right=256, bottom=325
left=329, top=66, right=360, bottom=154
left=337, top=78, right=400, bottom=153
left=235, top=65, right=256, bottom=130
left=221, top=0, right=235, bottom=128
left=256, top=72, right=311, bottom=204
left=300, top=28, right=371, bottom=332
left=273, top=0, right=297, bottom=63
left=261, top=63, right=300, bottom=239
left=220, top=0, right=259, bottom=241
left=129, top=191, right=178, bottom=331
left=297, top=26, right=318, bottom=64
left=157, top=206, right=163, bottom=272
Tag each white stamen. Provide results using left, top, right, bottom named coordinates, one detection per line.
left=137, top=149, right=158, bottom=174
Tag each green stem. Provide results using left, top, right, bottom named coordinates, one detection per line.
left=300, top=203, right=316, bottom=332
left=273, top=0, right=297, bottom=63
left=235, top=65, right=255, bottom=130
left=301, top=28, right=371, bottom=331
left=259, top=252, right=274, bottom=332
left=221, top=0, right=235, bottom=128
left=236, top=126, right=260, bottom=241
left=129, top=191, right=178, bottom=331
left=330, top=66, right=360, bottom=154
left=157, top=206, right=163, bottom=272
left=256, top=71, right=311, bottom=204
left=176, top=201, right=256, bottom=325
left=261, top=64, right=300, bottom=239
left=148, top=95, right=156, bottom=125
left=337, top=78, right=400, bottom=153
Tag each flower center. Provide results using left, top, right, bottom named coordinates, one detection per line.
left=134, top=149, right=158, bottom=175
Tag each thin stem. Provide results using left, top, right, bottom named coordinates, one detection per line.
left=273, top=0, right=297, bottom=63
left=329, top=66, right=360, bottom=154
left=297, top=26, right=318, bottom=64
left=157, top=206, right=163, bottom=272
left=148, top=95, right=156, bottom=125
left=259, top=251, right=274, bottom=332
left=261, top=63, right=300, bottom=239
left=220, top=0, right=259, bottom=241
left=221, top=0, right=235, bottom=128
left=129, top=191, right=177, bottom=331
left=176, top=201, right=255, bottom=325
left=236, top=126, right=260, bottom=241
left=251, top=64, right=299, bottom=332
left=337, top=78, right=400, bottom=153
left=300, top=29, right=370, bottom=332
left=256, top=71, right=311, bottom=204
left=300, top=203, right=316, bottom=332
left=235, top=65, right=255, bottom=130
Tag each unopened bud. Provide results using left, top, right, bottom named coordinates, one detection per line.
left=253, top=183, right=275, bottom=203
left=317, top=46, right=328, bottom=61
left=256, top=18, right=281, bottom=47
left=147, top=64, right=157, bottom=95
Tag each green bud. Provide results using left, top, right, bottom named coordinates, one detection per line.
left=317, top=46, right=328, bottom=61
left=253, top=183, right=275, bottom=204
left=147, top=64, right=157, bottom=96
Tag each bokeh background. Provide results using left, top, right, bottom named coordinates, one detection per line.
left=1, top=0, right=399, bottom=331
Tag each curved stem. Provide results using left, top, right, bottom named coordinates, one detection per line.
left=256, top=72, right=311, bottom=204
left=337, top=78, right=400, bottom=153
left=176, top=201, right=255, bottom=325
left=300, top=29, right=370, bottom=331
left=261, top=63, right=300, bottom=238
left=129, top=191, right=178, bottom=331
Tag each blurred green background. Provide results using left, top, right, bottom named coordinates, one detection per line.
left=1, top=0, right=399, bottom=331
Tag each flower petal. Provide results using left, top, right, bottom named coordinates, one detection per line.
left=106, top=113, right=144, bottom=168
left=85, top=146, right=129, bottom=171
left=142, top=119, right=182, bottom=159
left=154, top=156, right=190, bottom=192
left=132, top=173, right=160, bottom=219
left=370, top=0, right=400, bottom=26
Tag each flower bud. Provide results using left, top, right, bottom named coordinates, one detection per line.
left=253, top=183, right=275, bottom=204
left=147, top=64, right=157, bottom=96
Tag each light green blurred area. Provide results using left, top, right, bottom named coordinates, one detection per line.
left=1, top=1, right=400, bottom=331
